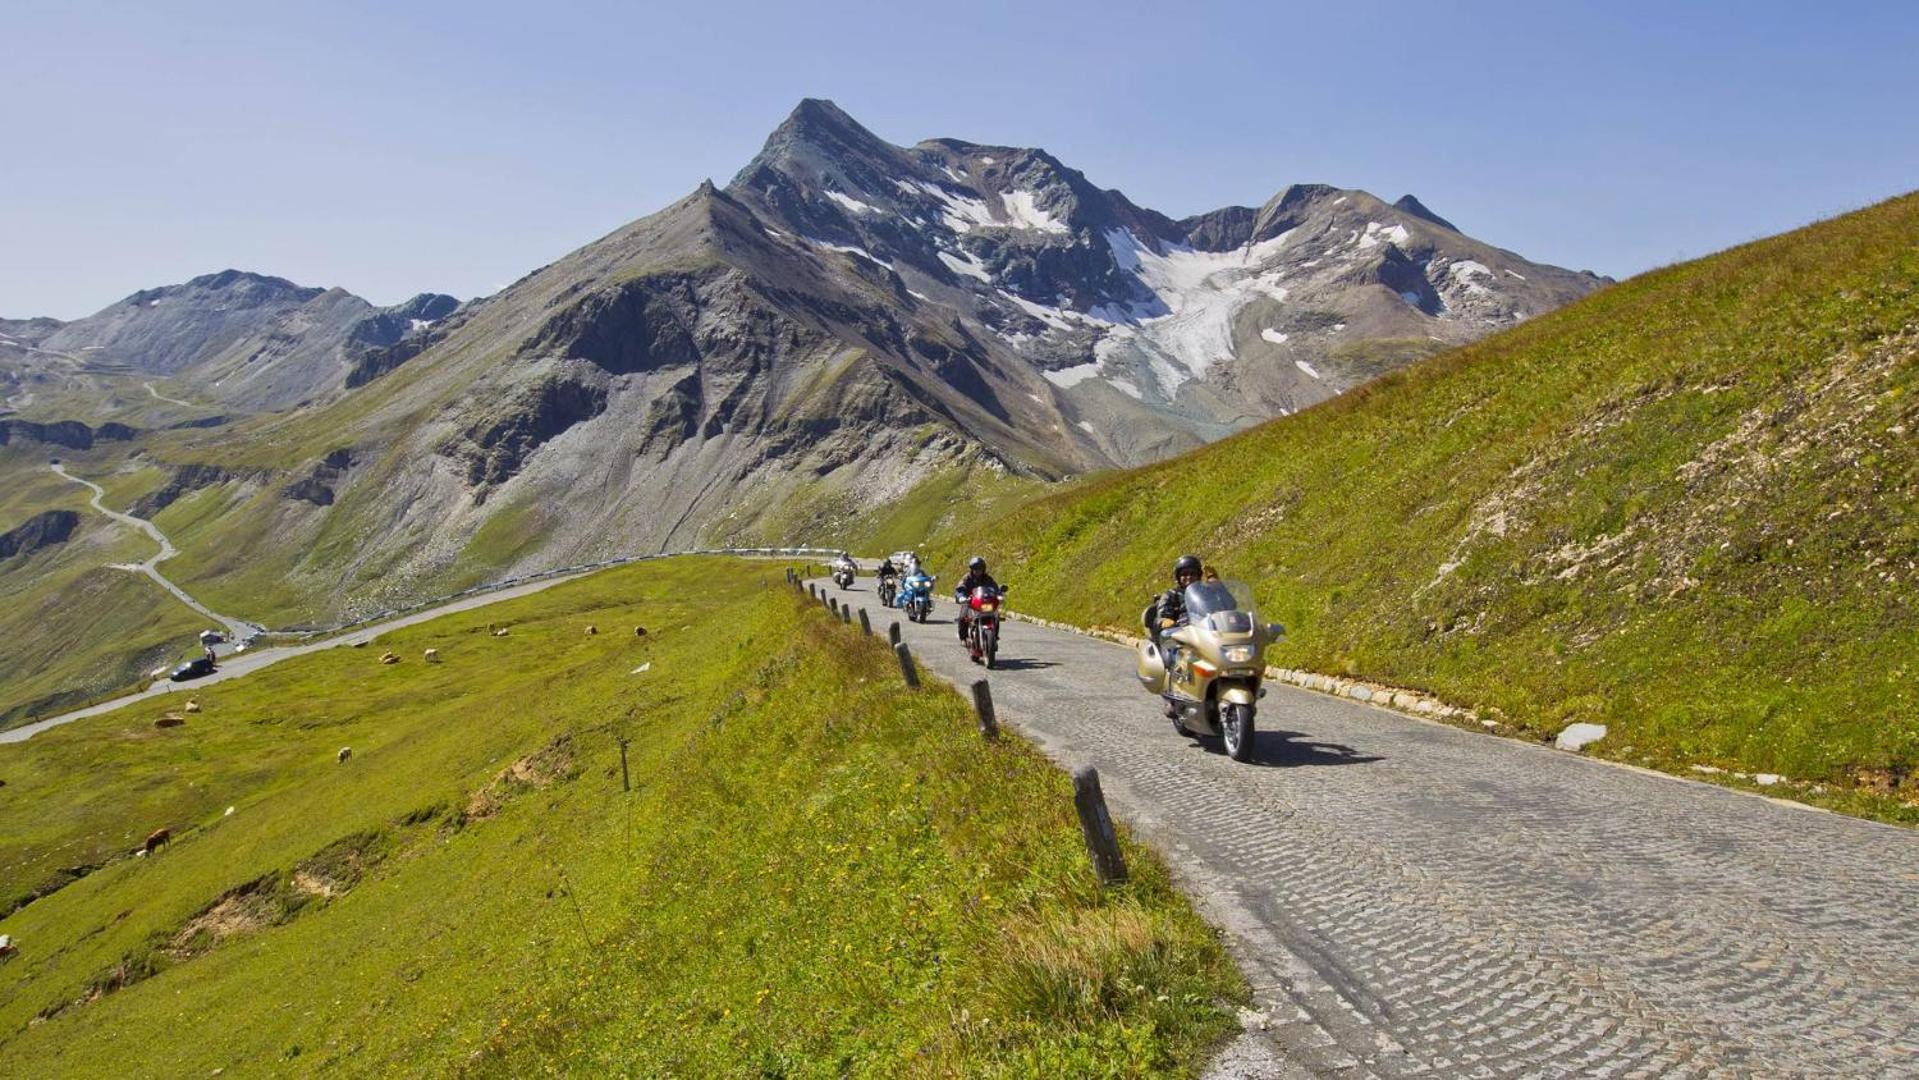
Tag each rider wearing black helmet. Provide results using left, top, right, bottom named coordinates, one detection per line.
left=954, top=556, right=1000, bottom=640
left=1146, top=555, right=1205, bottom=662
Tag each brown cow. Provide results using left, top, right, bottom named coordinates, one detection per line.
left=143, top=828, right=170, bottom=855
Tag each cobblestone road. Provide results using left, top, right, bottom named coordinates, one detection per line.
left=819, top=581, right=1919, bottom=1078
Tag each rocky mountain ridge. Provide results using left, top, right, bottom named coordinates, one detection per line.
left=9, top=99, right=1610, bottom=626
left=2, top=272, right=459, bottom=412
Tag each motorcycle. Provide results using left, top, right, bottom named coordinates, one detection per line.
left=961, top=585, right=1007, bottom=668
left=832, top=562, right=856, bottom=590
left=1135, top=579, right=1284, bottom=763
left=877, top=572, right=899, bottom=607
left=899, top=571, right=935, bottom=622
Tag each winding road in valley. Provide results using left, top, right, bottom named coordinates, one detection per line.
left=818, top=577, right=1919, bottom=1078
left=0, top=569, right=596, bottom=746
left=50, top=462, right=265, bottom=645
left=143, top=381, right=195, bottom=408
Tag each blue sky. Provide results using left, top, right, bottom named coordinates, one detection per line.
left=5, top=0, right=1916, bottom=318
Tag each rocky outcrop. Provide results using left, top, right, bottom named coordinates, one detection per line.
left=128, top=464, right=241, bottom=518
left=519, top=275, right=702, bottom=374
left=444, top=377, right=609, bottom=491
left=0, top=419, right=137, bottom=450
left=0, top=510, right=79, bottom=559
left=279, top=448, right=354, bottom=507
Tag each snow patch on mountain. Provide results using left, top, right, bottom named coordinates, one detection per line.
left=825, top=190, right=881, bottom=216
left=1358, top=221, right=1410, bottom=249
left=1081, top=227, right=1300, bottom=398
left=1448, top=260, right=1496, bottom=297
left=813, top=239, right=891, bottom=268
left=1001, top=190, right=1070, bottom=234
left=1295, top=359, right=1323, bottom=379
left=939, top=249, right=992, bottom=283
left=1043, top=361, right=1102, bottom=388
left=1261, top=328, right=1289, bottom=344
left=918, top=181, right=997, bottom=232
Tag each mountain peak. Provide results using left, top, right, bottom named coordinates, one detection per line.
left=752, top=98, right=893, bottom=164
left=183, top=269, right=314, bottom=294
left=1393, top=194, right=1458, bottom=232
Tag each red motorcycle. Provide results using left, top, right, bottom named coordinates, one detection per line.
left=962, top=586, right=1006, bottom=668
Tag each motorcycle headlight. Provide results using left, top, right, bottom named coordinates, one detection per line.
left=1223, top=644, right=1255, bottom=664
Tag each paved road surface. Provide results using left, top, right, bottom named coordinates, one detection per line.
left=817, top=578, right=1919, bottom=1078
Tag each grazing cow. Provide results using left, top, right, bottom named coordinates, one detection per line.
left=493, top=628, right=510, bottom=637
left=143, top=828, right=170, bottom=855
left=379, top=652, right=400, bottom=665
left=154, top=715, right=186, bottom=729
left=584, top=625, right=597, bottom=635
left=337, top=746, right=352, bottom=764
left=423, top=648, right=440, bottom=663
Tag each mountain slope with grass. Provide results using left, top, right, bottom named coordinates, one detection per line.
left=924, top=193, right=1919, bottom=809
left=0, top=557, right=1241, bottom=1075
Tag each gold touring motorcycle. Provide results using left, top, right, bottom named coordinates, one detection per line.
left=1135, top=579, right=1284, bottom=762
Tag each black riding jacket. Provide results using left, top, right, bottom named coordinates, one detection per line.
left=1145, top=585, right=1188, bottom=639
left=877, top=560, right=899, bottom=578
left=954, top=569, right=1000, bottom=602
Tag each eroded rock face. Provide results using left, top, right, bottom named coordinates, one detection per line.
left=445, top=376, right=610, bottom=491
left=0, top=419, right=137, bottom=450
left=128, top=464, right=241, bottom=518
left=520, top=276, right=702, bottom=375
left=279, top=448, right=356, bottom=507
left=0, top=510, right=79, bottom=559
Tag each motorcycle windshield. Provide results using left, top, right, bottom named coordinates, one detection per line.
left=1184, top=579, right=1257, bottom=632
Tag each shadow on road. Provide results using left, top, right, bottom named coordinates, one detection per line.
left=985, top=657, right=1061, bottom=672
left=1176, top=728, right=1383, bottom=767
left=1245, top=729, right=1382, bottom=768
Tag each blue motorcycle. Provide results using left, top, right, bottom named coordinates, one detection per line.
left=899, top=571, right=935, bottom=622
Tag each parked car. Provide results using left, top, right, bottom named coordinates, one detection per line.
left=169, top=656, right=215, bottom=681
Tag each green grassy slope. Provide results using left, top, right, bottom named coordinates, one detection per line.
left=924, top=193, right=1919, bottom=812
left=0, top=557, right=1240, bottom=1075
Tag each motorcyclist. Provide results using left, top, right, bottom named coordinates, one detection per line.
left=876, top=555, right=900, bottom=604
left=1145, top=554, right=1205, bottom=666
left=954, top=556, right=1000, bottom=640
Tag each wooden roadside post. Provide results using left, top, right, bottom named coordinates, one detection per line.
left=808, top=583, right=817, bottom=600
left=971, top=679, right=998, bottom=739
left=894, top=641, right=920, bottom=689
left=1072, top=766, right=1127, bottom=885
left=618, top=737, right=631, bottom=792
left=858, top=608, right=872, bottom=635
left=840, top=605, right=851, bottom=625
left=888, top=622, right=901, bottom=646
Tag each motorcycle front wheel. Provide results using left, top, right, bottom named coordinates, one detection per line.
left=1222, top=703, right=1256, bottom=762
left=982, top=625, right=997, bottom=669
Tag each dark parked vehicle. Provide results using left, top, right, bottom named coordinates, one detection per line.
left=169, top=656, right=215, bottom=681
